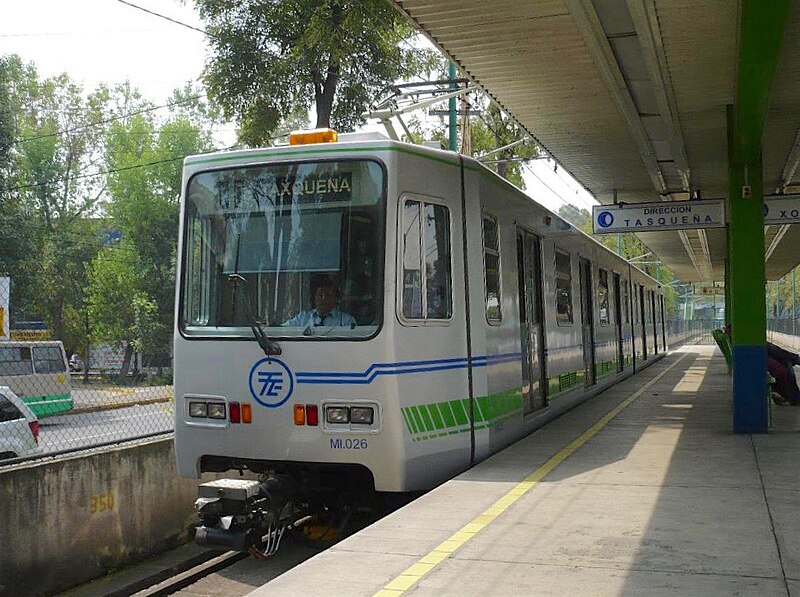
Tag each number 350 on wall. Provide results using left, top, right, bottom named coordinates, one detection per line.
left=90, top=492, right=115, bottom=514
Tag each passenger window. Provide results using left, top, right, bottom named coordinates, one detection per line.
left=598, top=269, right=610, bottom=326
left=622, top=281, right=630, bottom=324
left=0, top=395, right=23, bottom=422
left=554, top=250, right=573, bottom=325
left=32, top=347, right=66, bottom=374
left=401, top=198, right=452, bottom=320
left=185, top=217, right=209, bottom=325
left=0, top=347, right=33, bottom=376
left=482, top=214, right=502, bottom=322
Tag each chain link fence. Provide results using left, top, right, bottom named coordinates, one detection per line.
left=0, top=263, right=787, bottom=471
left=1, top=279, right=174, bottom=466
left=667, top=318, right=719, bottom=346
left=768, top=318, right=800, bottom=353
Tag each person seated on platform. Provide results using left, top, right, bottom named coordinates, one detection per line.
left=725, top=325, right=800, bottom=405
left=283, top=279, right=356, bottom=328
left=767, top=342, right=800, bottom=406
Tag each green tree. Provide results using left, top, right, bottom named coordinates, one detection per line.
left=556, top=204, right=591, bottom=229
left=86, top=241, right=142, bottom=375
left=0, top=56, right=14, bottom=185
left=469, top=104, right=538, bottom=188
left=1, top=57, right=111, bottom=343
left=0, top=56, right=34, bottom=290
left=194, top=0, right=437, bottom=144
left=90, top=86, right=216, bottom=371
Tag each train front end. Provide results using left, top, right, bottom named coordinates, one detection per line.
left=173, top=134, right=400, bottom=554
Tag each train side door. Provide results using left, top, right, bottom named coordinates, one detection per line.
left=579, top=258, right=596, bottom=386
left=651, top=291, right=659, bottom=354
left=516, top=229, right=547, bottom=414
left=613, top=273, right=624, bottom=372
left=639, top=285, right=648, bottom=359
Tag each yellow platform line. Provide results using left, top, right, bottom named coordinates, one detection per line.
left=374, top=353, right=689, bottom=596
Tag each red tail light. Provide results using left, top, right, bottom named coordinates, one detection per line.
left=306, top=404, right=319, bottom=426
left=29, top=421, right=40, bottom=443
left=229, top=402, right=241, bottom=424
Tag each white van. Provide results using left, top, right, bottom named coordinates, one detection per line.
left=0, top=385, right=42, bottom=460
left=0, top=341, right=73, bottom=416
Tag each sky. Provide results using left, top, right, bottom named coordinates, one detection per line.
left=0, top=0, right=597, bottom=214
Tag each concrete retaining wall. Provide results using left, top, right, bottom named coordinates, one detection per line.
left=0, top=438, right=199, bottom=596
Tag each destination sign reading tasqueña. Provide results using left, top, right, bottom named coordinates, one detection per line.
left=592, top=200, right=726, bottom=234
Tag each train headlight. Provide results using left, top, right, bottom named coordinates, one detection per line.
left=349, top=406, right=374, bottom=425
left=207, top=403, right=226, bottom=419
left=325, top=406, right=349, bottom=424
left=189, top=402, right=208, bottom=418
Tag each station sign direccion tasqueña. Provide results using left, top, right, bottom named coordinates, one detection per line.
left=592, top=200, right=725, bottom=234
left=592, top=195, right=800, bottom=234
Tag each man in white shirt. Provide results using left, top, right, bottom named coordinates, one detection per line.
left=283, top=281, right=356, bottom=328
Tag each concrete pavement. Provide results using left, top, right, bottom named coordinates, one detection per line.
left=253, top=345, right=800, bottom=596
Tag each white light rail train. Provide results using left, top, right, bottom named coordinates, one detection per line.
left=174, top=129, right=667, bottom=555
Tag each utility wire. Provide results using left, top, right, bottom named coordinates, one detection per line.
left=2, top=155, right=188, bottom=193
left=0, top=216, right=140, bottom=249
left=2, top=132, right=313, bottom=193
left=115, top=0, right=214, bottom=39
left=524, top=159, right=596, bottom=212
left=14, top=94, right=204, bottom=145
left=520, top=160, right=582, bottom=213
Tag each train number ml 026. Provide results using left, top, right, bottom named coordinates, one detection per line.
left=330, top=438, right=368, bottom=450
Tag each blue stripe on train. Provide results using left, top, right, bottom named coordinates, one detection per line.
left=295, top=353, right=522, bottom=385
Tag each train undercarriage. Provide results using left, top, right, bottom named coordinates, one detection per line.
left=193, top=460, right=376, bottom=557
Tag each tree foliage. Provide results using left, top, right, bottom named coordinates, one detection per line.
left=469, top=104, right=538, bottom=189
left=194, top=0, right=437, bottom=144
left=1, top=53, right=219, bottom=364
left=1, top=58, right=111, bottom=340
left=93, top=86, right=215, bottom=366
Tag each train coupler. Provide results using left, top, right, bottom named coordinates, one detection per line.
left=193, top=477, right=305, bottom=556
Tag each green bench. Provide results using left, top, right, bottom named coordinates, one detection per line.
left=711, top=329, right=732, bottom=372
left=712, top=329, right=779, bottom=416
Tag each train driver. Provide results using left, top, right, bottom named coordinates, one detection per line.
left=282, top=279, right=356, bottom=328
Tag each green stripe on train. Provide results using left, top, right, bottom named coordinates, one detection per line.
left=402, top=387, right=523, bottom=442
left=22, top=394, right=73, bottom=417
left=596, top=359, right=617, bottom=380
left=546, top=369, right=586, bottom=399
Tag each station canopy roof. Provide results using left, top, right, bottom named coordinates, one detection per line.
left=389, top=0, right=800, bottom=281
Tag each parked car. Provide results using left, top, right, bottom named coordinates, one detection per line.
left=69, top=353, right=83, bottom=372
left=0, top=385, right=42, bottom=460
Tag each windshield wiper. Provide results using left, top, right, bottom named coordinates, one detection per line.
left=227, top=273, right=282, bottom=356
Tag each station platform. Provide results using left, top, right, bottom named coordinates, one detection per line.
left=251, top=344, right=800, bottom=597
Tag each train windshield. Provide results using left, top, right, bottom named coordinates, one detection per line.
left=181, top=159, right=385, bottom=339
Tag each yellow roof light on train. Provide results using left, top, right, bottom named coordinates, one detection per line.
left=289, top=128, right=338, bottom=145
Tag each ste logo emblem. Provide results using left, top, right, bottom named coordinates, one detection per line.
left=248, top=357, right=294, bottom=408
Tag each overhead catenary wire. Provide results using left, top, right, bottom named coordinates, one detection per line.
left=520, top=160, right=591, bottom=214
left=1, top=127, right=310, bottom=195
left=0, top=141, right=242, bottom=194
left=14, top=94, right=205, bottom=145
